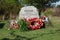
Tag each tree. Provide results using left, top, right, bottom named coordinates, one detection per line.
left=20, top=0, right=60, bottom=17
left=0, top=0, right=21, bottom=20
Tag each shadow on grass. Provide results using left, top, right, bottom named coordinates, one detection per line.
left=0, top=23, right=5, bottom=29
left=14, top=35, right=37, bottom=40
left=2, top=35, right=37, bottom=40
left=2, top=31, right=37, bottom=40
left=2, top=38, right=10, bottom=40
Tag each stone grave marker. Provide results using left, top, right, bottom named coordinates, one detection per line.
left=19, top=6, right=39, bottom=19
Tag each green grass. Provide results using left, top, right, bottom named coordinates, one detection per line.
left=0, top=16, right=60, bottom=40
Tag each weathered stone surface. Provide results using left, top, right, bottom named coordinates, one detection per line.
left=19, top=6, right=39, bottom=19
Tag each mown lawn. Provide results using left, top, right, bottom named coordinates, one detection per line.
left=0, top=16, right=60, bottom=40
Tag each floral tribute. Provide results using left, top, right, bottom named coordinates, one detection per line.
left=22, top=18, right=43, bottom=30
left=27, top=18, right=43, bottom=30
left=18, top=18, right=44, bottom=31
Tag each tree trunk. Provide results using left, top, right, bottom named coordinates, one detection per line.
left=2, top=15, right=5, bottom=21
left=38, top=9, right=41, bottom=18
left=10, top=12, right=12, bottom=20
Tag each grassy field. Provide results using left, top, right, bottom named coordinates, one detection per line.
left=0, top=16, right=60, bottom=40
